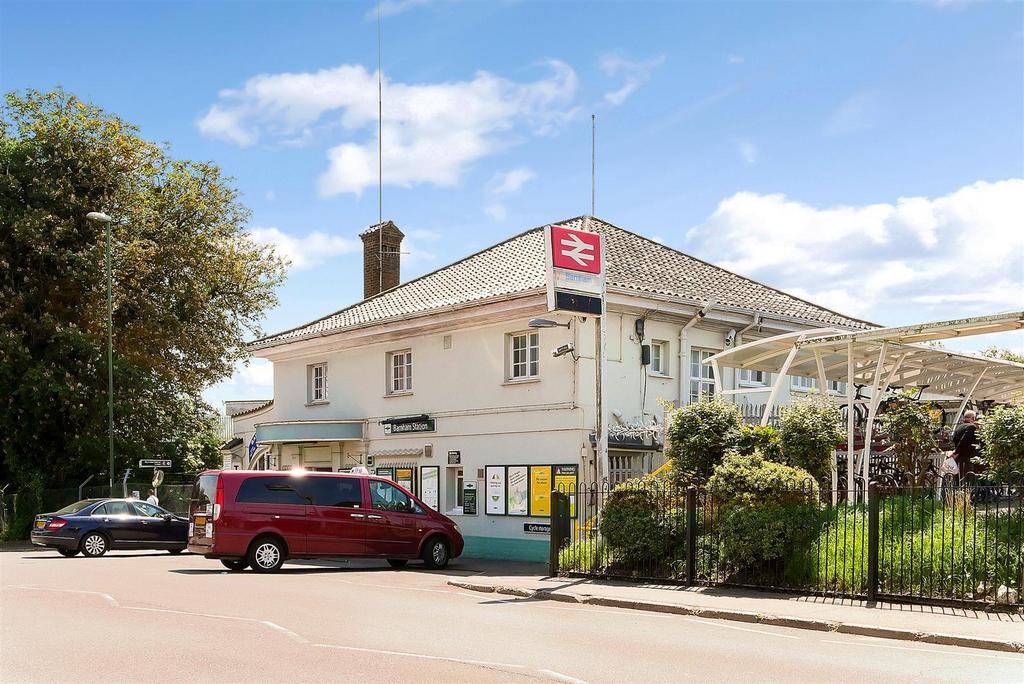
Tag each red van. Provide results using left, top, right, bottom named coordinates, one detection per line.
left=187, top=470, right=463, bottom=573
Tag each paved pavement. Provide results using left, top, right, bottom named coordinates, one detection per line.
left=3, top=548, right=1023, bottom=683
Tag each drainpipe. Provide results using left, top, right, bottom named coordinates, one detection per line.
left=678, top=300, right=715, bottom=406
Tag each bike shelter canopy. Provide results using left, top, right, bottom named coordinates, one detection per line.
left=704, top=311, right=1024, bottom=489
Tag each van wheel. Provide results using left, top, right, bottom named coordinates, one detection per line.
left=248, top=537, right=285, bottom=573
left=387, top=559, right=408, bottom=569
left=58, top=548, right=79, bottom=558
left=421, top=537, right=449, bottom=569
left=220, top=558, right=248, bottom=572
left=81, top=533, right=108, bottom=558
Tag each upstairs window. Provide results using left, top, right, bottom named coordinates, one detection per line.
left=388, top=350, right=413, bottom=394
left=507, top=332, right=539, bottom=381
left=739, top=369, right=767, bottom=386
left=307, top=363, right=328, bottom=403
left=689, top=348, right=716, bottom=402
left=650, top=340, right=668, bottom=375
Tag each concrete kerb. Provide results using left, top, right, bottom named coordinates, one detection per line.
left=447, top=580, right=1024, bottom=654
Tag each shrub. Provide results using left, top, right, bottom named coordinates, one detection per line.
left=599, top=478, right=679, bottom=566
left=707, top=452, right=819, bottom=508
left=878, top=392, right=938, bottom=486
left=559, top=539, right=607, bottom=572
left=778, top=397, right=843, bottom=485
left=717, top=503, right=821, bottom=573
left=736, top=424, right=783, bottom=463
left=665, top=399, right=742, bottom=486
left=978, top=404, right=1024, bottom=480
left=2, top=476, right=43, bottom=541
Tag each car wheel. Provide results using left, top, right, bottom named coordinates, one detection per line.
left=387, top=559, right=408, bottom=569
left=421, top=537, right=449, bottom=569
left=168, top=548, right=184, bottom=555
left=81, top=533, right=108, bottom=558
left=58, top=548, right=79, bottom=558
left=248, top=538, right=285, bottom=573
left=220, top=558, right=248, bottom=572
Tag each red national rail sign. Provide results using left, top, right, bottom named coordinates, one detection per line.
left=549, top=225, right=602, bottom=274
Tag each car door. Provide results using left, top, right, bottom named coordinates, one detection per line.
left=131, top=501, right=186, bottom=546
left=302, top=476, right=367, bottom=556
left=365, top=479, right=422, bottom=557
left=91, top=501, right=139, bottom=546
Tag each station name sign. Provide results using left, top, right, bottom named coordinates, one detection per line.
left=139, top=459, right=172, bottom=468
left=545, top=224, right=605, bottom=316
left=383, top=418, right=435, bottom=435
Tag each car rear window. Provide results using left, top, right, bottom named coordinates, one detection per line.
left=236, top=476, right=307, bottom=505
left=190, top=474, right=218, bottom=514
left=304, top=477, right=363, bottom=508
left=53, top=500, right=97, bottom=515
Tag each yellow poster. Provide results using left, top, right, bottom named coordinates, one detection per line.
left=529, top=466, right=552, bottom=517
left=554, top=465, right=578, bottom=518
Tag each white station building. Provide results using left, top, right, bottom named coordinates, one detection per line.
left=222, top=215, right=872, bottom=561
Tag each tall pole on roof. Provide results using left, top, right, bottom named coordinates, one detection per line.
left=591, top=113, right=595, bottom=217
left=377, top=0, right=384, bottom=293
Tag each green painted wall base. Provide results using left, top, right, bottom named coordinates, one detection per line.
left=462, top=535, right=548, bottom=562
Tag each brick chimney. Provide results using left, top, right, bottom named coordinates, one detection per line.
left=359, top=221, right=404, bottom=299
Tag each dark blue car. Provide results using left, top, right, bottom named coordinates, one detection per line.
left=30, top=498, right=188, bottom=557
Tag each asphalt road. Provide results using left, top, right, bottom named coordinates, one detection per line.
left=2, top=549, right=1022, bottom=683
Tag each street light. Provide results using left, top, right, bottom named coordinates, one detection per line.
left=528, top=318, right=571, bottom=329
left=86, top=211, right=114, bottom=492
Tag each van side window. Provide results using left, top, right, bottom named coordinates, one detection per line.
left=369, top=480, right=418, bottom=513
left=236, top=476, right=307, bottom=505
left=304, top=477, right=363, bottom=508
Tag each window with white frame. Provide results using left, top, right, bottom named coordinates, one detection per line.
left=738, top=369, right=767, bottom=386
left=387, top=350, right=413, bottom=394
left=828, top=379, right=847, bottom=394
left=307, top=363, right=328, bottom=403
left=650, top=340, right=669, bottom=375
left=689, top=348, right=717, bottom=402
left=507, top=331, right=539, bottom=381
left=791, top=375, right=817, bottom=391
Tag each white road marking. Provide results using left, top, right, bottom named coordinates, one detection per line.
left=681, top=617, right=801, bottom=639
left=6, top=585, right=119, bottom=607
left=818, top=640, right=1024, bottom=661
left=539, top=669, right=590, bottom=684
left=125, top=606, right=308, bottom=643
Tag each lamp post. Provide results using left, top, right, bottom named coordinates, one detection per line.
left=86, top=211, right=114, bottom=492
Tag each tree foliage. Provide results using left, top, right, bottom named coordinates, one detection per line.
left=778, top=397, right=844, bottom=485
left=978, top=404, right=1024, bottom=480
left=878, top=392, right=938, bottom=487
left=664, top=399, right=742, bottom=486
left=0, top=89, right=286, bottom=489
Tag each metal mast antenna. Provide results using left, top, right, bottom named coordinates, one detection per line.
left=591, top=113, right=595, bottom=216
left=377, top=0, right=384, bottom=292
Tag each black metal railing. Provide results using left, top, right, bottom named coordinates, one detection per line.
left=553, top=479, right=1024, bottom=608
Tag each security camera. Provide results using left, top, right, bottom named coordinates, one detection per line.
left=552, top=343, right=576, bottom=358
left=725, top=329, right=737, bottom=347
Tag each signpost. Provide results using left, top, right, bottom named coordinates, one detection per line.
left=545, top=223, right=608, bottom=481
left=138, top=459, right=172, bottom=469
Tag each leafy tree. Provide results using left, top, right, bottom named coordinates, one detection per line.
left=981, top=347, right=1024, bottom=365
left=664, top=399, right=742, bottom=486
left=978, top=404, right=1024, bottom=481
left=0, top=89, right=286, bottom=491
left=778, top=397, right=844, bottom=485
left=878, top=392, right=938, bottom=487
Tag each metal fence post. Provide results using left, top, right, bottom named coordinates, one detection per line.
left=867, top=481, right=879, bottom=601
left=549, top=490, right=563, bottom=575
left=685, top=486, right=697, bottom=587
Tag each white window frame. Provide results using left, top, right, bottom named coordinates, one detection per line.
left=689, top=348, right=717, bottom=403
left=387, top=349, right=413, bottom=395
left=506, top=331, right=540, bottom=382
left=649, top=340, right=669, bottom=376
left=307, top=362, right=328, bottom=404
left=791, top=375, right=817, bottom=392
left=738, top=369, right=768, bottom=387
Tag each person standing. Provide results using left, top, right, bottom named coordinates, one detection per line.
left=146, top=488, right=159, bottom=506
left=951, top=410, right=980, bottom=476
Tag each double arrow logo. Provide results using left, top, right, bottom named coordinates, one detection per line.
left=558, top=232, right=596, bottom=267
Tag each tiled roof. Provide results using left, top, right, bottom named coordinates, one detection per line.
left=225, top=399, right=274, bottom=417
left=251, top=216, right=872, bottom=350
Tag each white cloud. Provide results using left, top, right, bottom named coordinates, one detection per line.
left=247, top=226, right=360, bottom=269
left=736, top=139, right=758, bottom=165
left=202, top=359, right=274, bottom=407
left=490, top=167, right=536, bottom=195
left=727, top=54, right=745, bottom=65
left=823, top=90, right=880, bottom=136
left=409, top=228, right=442, bottom=241
left=599, top=53, right=666, bottom=106
left=368, top=0, right=433, bottom=19
left=685, top=179, right=1024, bottom=321
left=485, top=203, right=508, bottom=221
left=199, top=62, right=578, bottom=196
left=264, top=190, right=276, bottom=201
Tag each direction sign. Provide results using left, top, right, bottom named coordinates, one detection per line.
left=139, top=459, right=172, bottom=469
left=545, top=224, right=605, bottom=315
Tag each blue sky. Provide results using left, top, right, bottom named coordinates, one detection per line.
left=3, top=0, right=1022, bottom=407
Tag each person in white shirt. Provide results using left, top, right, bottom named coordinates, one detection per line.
left=146, top=488, right=159, bottom=506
